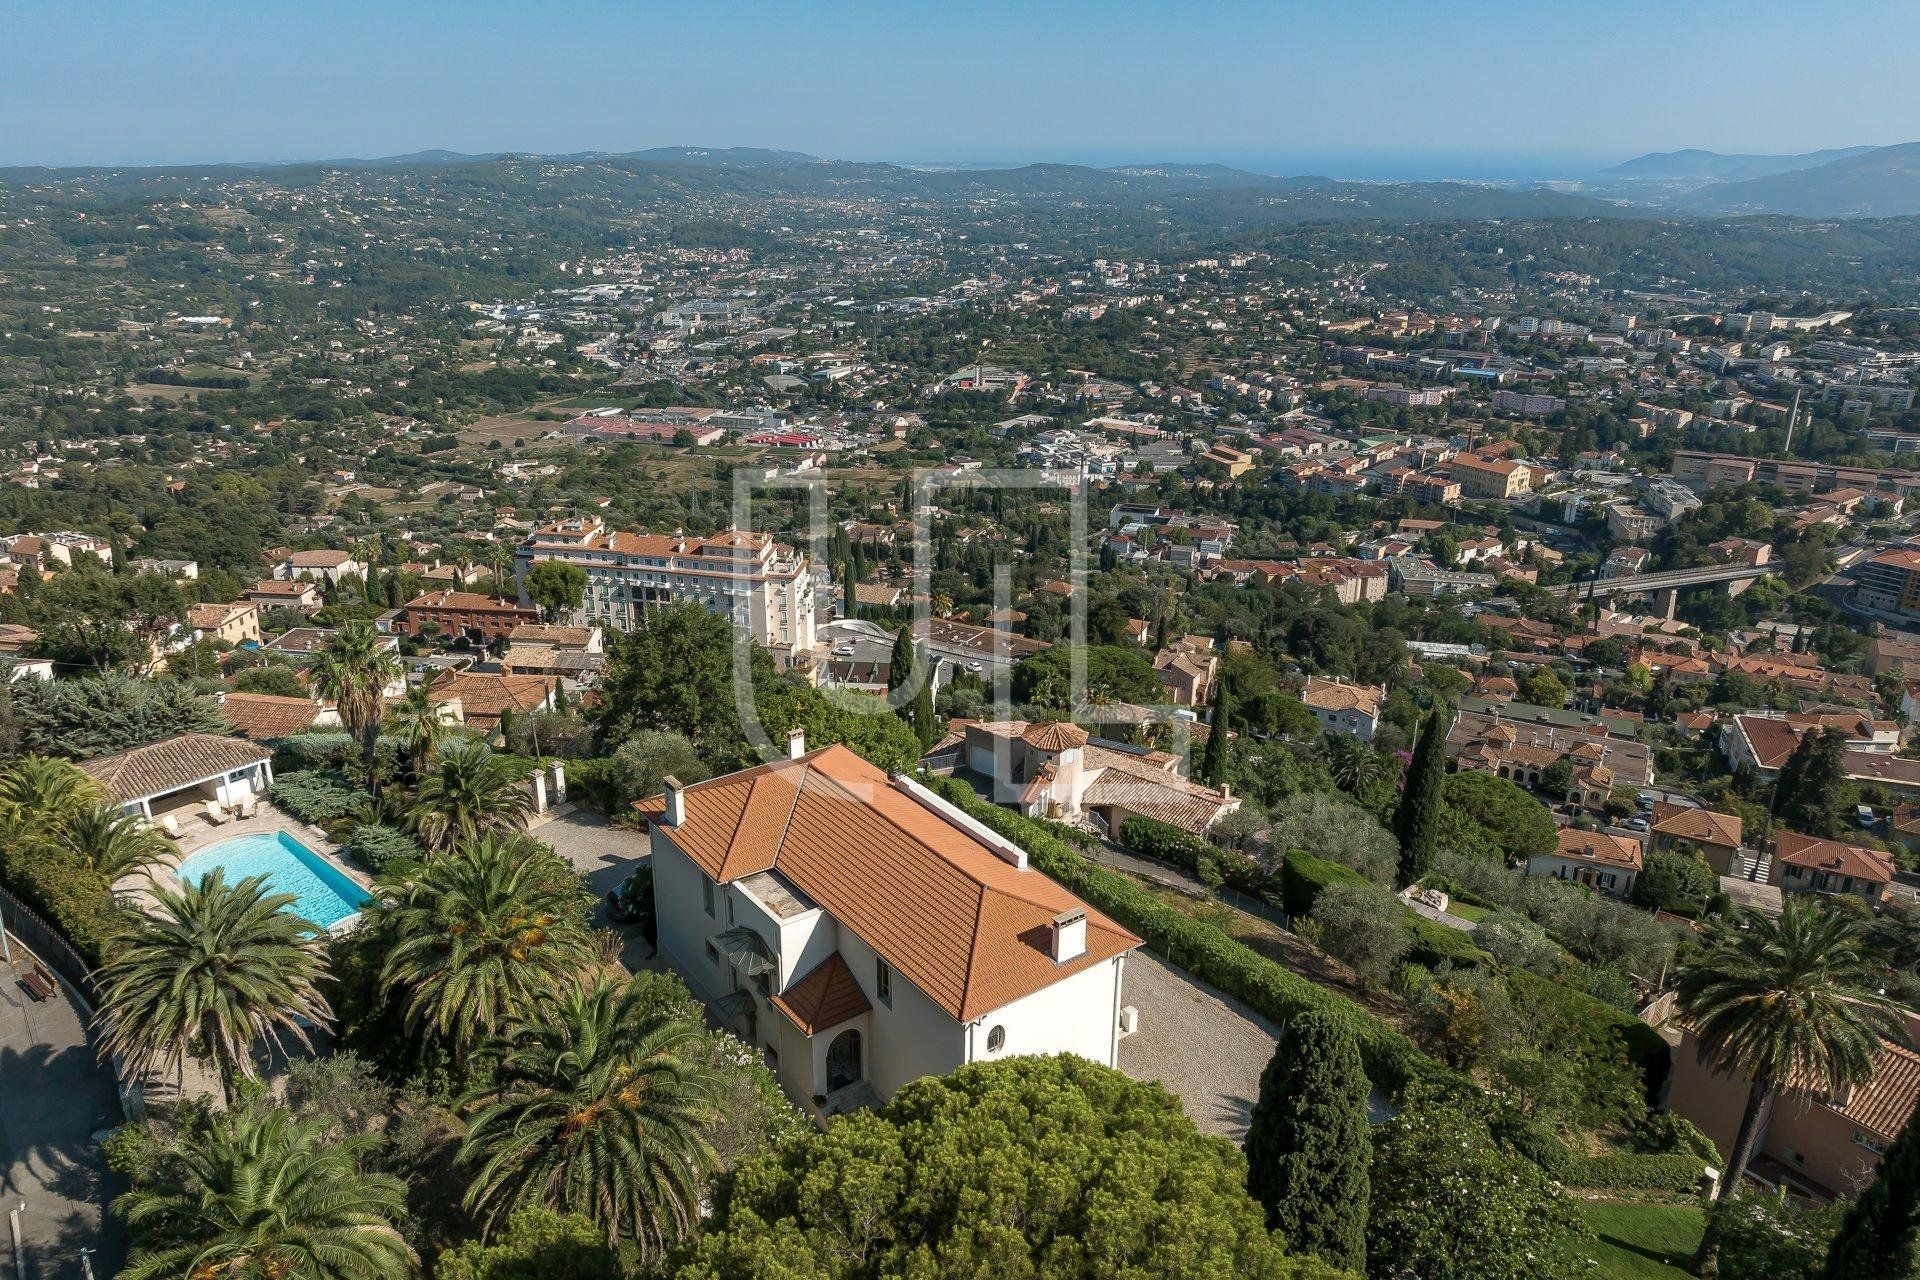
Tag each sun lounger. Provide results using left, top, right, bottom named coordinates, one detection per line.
left=203, top=801, right=233, bottom=826
left=159, top=813, right=185, bottom=839
left=236, top=796, right=258, bottom=819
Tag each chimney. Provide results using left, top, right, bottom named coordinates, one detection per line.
left=1220, top=782, right=1231, bottom=800
left=787, top=726, right=807, bottom=759
left=663, top=775, right=686, bottom=828
left=1051, top=907, right=1087, bottom=963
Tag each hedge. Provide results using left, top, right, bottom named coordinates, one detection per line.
left=0, top=848, right=124, bottom=966
left=267, top=770, right=368, bottom=827
left=927, top=779, right=1692, bottom=1193
left=1560, top=1153, right=1707, bottom=1192
left=1277, top=847, right=1368, bottom=917
left=1404, top=911, right=1487, bottom=969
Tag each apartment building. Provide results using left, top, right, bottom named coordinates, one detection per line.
left=514, top=517, right=816, bottom=664
left=1448, top=453, right=1534, bottom=499
left=1857, top=548, right=1920, bottom=619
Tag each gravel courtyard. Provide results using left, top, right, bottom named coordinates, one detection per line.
left=534, top=809, right=657, bottom=970
left=1117, top=950, right=1280, bottom=1141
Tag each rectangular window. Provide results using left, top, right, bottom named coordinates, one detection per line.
left=704, top=940, right=720, bottom=966
left=876, top=958, right=893, bottom=1007
left=702, top=875, right=715, bottom=917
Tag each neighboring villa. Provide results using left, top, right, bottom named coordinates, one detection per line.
left=1526, top=826, right=1644, bottom=898
left=1769, top=831, right=1897, bottom=905
left=1299, top=677, right=1385, bottom=743
left=959, top=719, right=1239, bottom=837
left=184, top=600, right=261, bottom=648
left=1671, top=1007, right=1920, bottom=1200
left=637, top=735, right=1140, bottom=1122
left=1650, top=803, right=1745, bottom=876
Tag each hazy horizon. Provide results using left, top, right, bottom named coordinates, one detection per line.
left=7, top=1, right=1919, bottom=172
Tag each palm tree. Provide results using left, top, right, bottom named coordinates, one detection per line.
left=311, top=621, right=403, bottom=769
left=378, top=834, right=595, bottom=1065
left=0, top=754, right=103, bottom=831
left=1324, top=735, right=1393, bottom=796
left=58, top=804, right=173, bottom=884
left=459, top=977, right=724, bottom=1256
left=1677, top=899, right=1903, bottom=1240
left=94, top=871, right=333, bottom=1102
left=118, top=1105, right=412, bottom=1280
left=385, top=681, right=446, bottom=781
left=406, top=738, right=536, bottom=855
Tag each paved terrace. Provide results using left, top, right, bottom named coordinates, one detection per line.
left=0, top=939, right=125, bottom=1280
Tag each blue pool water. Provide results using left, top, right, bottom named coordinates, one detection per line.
left=175, top=830, right=370, bottom=930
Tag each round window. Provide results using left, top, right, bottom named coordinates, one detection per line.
left=987, top=1025, right=1006, bottom=1053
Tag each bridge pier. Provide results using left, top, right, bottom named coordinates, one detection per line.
left=1723, top=576, right=1752, bottom=598
left=1652, top=587, right=1679, bottom=620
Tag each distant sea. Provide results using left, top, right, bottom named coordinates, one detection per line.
left=889, top=149, right=1623, bottom=183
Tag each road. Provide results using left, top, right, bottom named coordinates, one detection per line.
left=0, top=941, right=124, bottom=1280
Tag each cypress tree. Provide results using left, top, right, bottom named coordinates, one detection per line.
left=1824, top=1108, right=1920, bottom=1280
left=1199, top=681, right=1233, bottom=788
left=888, top=624, right=914, bottom=696
left=841, top=556, right=859, bottom=621
left=1393, top=708, right=1446, bottom=888
left=1244, top=1011, right=1370, bottom=1274
left=909, top=645, right=938, bottom=749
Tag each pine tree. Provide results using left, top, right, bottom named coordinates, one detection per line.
left=1774, top=726, right=1857, bottom=840
left=1244, top=1011, right=1370, bottom=1274
left=1393, top=708, right=1446, bottom=888
left=1199, top=681, right=1233, bottom=787
left=1824, top=1107, right=1920, bottom=1280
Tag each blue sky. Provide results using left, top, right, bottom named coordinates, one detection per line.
left=4, top=1, right=1917, bottom=175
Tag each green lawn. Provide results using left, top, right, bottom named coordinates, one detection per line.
left=1446, top=900, right=1489, bottom=923
left=1580, top=1200, right=1703, bottom=1279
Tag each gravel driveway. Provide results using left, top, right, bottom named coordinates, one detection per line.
left=1117, top=950, right=1280, bottom=1141
left=534, top=809, right=657, bottom=970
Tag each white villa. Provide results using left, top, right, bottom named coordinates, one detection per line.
left=639, top=733, right=1139, bottom=1121
left=962, top=719, right=1240, bottom=837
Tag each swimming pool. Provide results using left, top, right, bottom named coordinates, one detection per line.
left=174, top=830, right=370, bottom=931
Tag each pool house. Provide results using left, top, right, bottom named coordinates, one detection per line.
left=79, top=732, right=276, bottom=823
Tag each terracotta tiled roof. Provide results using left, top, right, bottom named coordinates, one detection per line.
left=770, top=953, right=872, bottom=1035
left=1551, top=826, right=1644, bottom=871
left=187, top=601, right=253, bottom=631
left=428, top=671, right=551, bottom=721
left=221, top=693, right=321, bottom=741
left=1300, top=677, right=1384, bottom=716
left=1651, top=802, right=1742, bottom=849
left=1773, top=831, right=1895, bottom=884
left=1020, top=721, right=1088, bottom=751
left=1832, top=1040, right=1920, bottom=1141
left=78, top=732, right=271, bottom=804
left=638, top=744, right=1137, bottom=1021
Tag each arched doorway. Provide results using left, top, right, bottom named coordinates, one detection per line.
left=825, top=1028, right=862, bottom=1093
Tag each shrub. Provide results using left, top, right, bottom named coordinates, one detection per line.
left=1278, top=847, right=1368, bottom=918
left=1118, top=814, right=1214, bottom=872
left=343, top=822, right=423, bottom=874
left=267, top=769, right=367, bottom=827
left=1506, top=966, right=1671, bottom=1101
left=1310, top=881, right=1412, bottom=989
left=273, top=732, right=357, bottom=774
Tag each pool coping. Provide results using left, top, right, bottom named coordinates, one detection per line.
left=143, top=808, right=378, bottom=935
